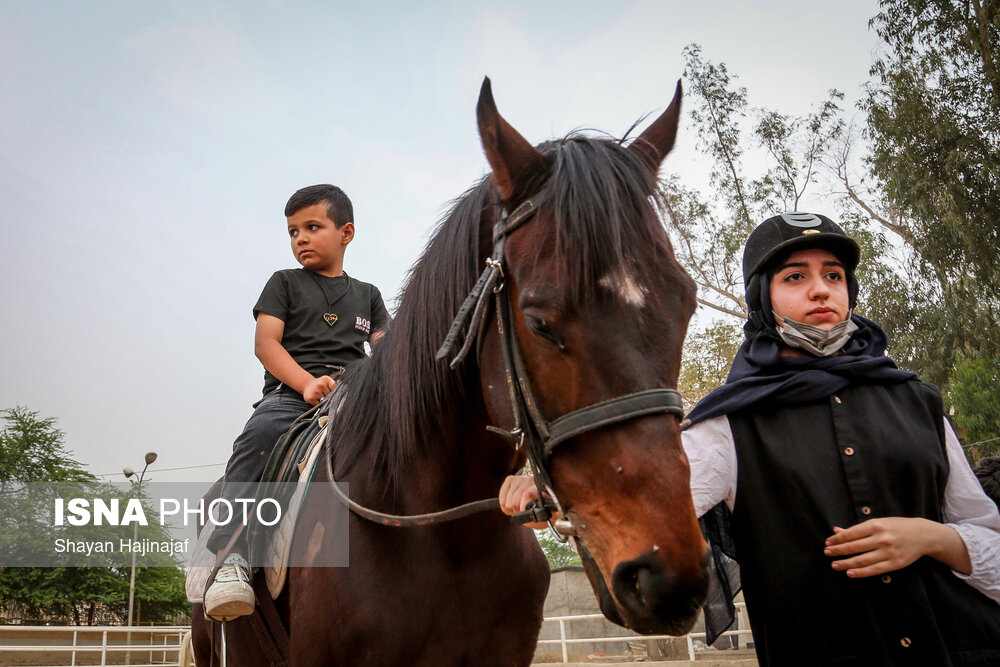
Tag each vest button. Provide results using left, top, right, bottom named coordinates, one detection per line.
left=861, top=506, right=872, bottom=515
left=900, top=637, right=912, bottom=648
left=834, top=396, right=842, bottom=404
left=881, top=574, right=892, bottom=584
left=844, top=447, right=855, bottom=456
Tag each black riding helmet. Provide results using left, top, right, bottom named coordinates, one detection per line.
left=743, top=212, right=860, bottom=332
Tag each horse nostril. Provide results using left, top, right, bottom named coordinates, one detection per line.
left=611, top=552, right=707, bottom=634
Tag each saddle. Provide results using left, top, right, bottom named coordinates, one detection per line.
left=185, top=385, right=342, bottom=605
left=248, top=387, right=342, bottom=598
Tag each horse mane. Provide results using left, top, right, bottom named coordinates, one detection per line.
left=329, top=132, right=678, bottom=491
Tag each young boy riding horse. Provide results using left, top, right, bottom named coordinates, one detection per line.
left=204, top=184, right=389, bottom=621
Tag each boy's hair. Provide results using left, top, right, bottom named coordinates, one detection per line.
left=284, top=184, right=353, bottom=228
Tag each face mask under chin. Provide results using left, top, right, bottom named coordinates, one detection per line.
left=773, top=311, right=858, bottom=357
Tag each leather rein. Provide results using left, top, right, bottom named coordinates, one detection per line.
left=327, top=188, right=684, bottom=530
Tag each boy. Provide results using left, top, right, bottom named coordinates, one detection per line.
left=204, top=184, right=389, bottom=621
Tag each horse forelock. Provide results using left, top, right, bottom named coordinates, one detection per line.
left=527, top=134, right=677, bottom=305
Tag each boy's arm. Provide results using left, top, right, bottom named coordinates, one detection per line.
left=255, top=313, right=336, bottom=405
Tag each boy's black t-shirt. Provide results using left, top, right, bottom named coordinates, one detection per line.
left=253, top=268, right=390, bottom=397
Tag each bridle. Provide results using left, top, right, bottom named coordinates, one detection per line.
left=322, top=187, right=685, bottom=533
left=436, top=188, right=686, bottom=531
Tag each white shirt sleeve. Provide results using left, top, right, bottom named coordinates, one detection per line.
left=941, top=418, right=1000, bottom=603
left=682, top=416, right=738, bottom=517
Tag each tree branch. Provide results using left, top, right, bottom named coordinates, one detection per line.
left=970, top=0, right=1000, bottom=102
left=702, top=88, right=753, bottom=230
left=697, top=297, right=748, bottom=320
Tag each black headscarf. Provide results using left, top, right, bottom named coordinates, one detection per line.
left=686, top=311, right=917, bottom=426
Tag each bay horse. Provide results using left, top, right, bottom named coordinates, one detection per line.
left=192, top=78, right=708, bottom=666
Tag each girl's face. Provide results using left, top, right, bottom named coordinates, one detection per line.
left=769, top=247, right=850, bottom=330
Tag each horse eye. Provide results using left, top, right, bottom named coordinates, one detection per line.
left=526, top=317, right=565, bottom=350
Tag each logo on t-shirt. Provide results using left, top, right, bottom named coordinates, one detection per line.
left=355, top=317, right=372, bottom=335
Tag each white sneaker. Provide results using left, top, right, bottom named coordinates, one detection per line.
left=204, top=553, right=255, bottom=621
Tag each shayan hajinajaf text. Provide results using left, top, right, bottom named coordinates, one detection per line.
left=53, top=538, right=190, bottom=557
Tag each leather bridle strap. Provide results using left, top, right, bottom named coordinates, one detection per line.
left=544, top=389, right=685, bottom=455
left=434, top=186, right=687, bottom=529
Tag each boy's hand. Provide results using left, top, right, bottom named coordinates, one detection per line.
left=302, top=376, right=337, bottom=405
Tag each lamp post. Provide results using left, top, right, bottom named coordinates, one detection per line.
left=123, top=451, right=157, bottom=628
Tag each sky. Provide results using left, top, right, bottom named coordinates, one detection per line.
left=0, top=0, right=882, bottom=482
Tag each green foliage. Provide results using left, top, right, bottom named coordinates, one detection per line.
left=948, top=354, right=1000, bottom=461
left=536, top=530, right=581, bottom=569
left=0, top=406, right=90, bottom=488
left=862, top=0, right=1000, bottom=393
left=0, top=407, right=189, bottom=625
left=678, top=322, right=743, bottom=411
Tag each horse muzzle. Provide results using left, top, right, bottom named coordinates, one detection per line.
left=576, top=537, right=709, bottom=636
left=609, top=549, right=710, bottom=635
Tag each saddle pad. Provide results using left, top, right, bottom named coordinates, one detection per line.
left=185, top=522, right=217, bottom=604
left=263, top=424, right=328, bottom=598
left=184, top=428, right=328, bottom=604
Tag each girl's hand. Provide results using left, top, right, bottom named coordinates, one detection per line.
left=824, top=517, right=971, bottom=577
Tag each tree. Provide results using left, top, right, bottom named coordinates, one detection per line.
left=0, top=407, right=189, bottom=624
left=677, top=321, right=742, bottom=412
left=948, top=355, right=1000, bottom=460
left=855, top=0, right=1000, bottom=456
left=0, top=406, right=90, bottom=490
left=663, top=44, right=846, bottom=322
left=667, top=37, right=999, bottom=460
left=536, top=530, right=581, bottom=569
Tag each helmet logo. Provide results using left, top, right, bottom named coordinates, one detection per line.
left=802, top=229, right=820, bottom=235
left=781, top=212, right=822, bottom=228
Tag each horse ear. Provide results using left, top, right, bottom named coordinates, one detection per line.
left=477, top=77, right=549, bottom=203
left=629, top=80, right=682, bottom=173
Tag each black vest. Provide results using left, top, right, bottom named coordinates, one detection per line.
left=728, top=380, right=1000, bottom=666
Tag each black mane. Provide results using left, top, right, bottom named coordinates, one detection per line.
left=329, top=132, right=676, bottom=488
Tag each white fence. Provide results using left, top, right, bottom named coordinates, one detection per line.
left=537, top=602, right=752, bottom=662
left=0, top=608, right=751, bottom=666
left=0, top=625, right=189, bottom=667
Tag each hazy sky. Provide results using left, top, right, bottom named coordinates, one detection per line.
left=1, top=1, right=881, bottom=482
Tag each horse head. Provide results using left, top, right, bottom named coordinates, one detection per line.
left=475, top=78, right=709, bottom=635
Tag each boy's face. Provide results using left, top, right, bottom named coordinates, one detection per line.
left=287, top=203, right=354, bottom=276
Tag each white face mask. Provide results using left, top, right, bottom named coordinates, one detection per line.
left=773, top=312, right=858, bottom=357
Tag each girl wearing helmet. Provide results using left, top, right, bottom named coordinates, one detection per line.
left=500, top=212, right=1000, bottom=664
left=682, top=212, right=1000, bottom=665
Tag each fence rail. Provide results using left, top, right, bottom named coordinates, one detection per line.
left=537, top=602, right=752, bottom=662
left=0, top=625, right=189, bottom=667
left=0, top=608, right=752, bottom=666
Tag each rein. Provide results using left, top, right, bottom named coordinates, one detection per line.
left=322, top=439, right=500, bottom=526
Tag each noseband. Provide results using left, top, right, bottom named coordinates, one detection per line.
left=436, top=189, right=685, bottom=524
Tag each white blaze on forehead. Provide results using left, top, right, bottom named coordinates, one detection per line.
left=599, top=271, right=647, bottom=308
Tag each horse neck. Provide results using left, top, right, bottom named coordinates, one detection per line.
left=338, top=344, right=514, bottom=515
